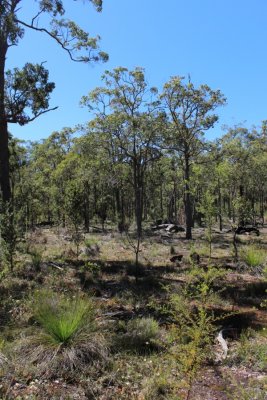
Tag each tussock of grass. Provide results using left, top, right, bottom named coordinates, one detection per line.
left=33, top=291, right=94, bottom=344
left=14, top=291, right=108, bottom=378
left=117, top=317, right=160, bottom=352
left=241, top=246, right=266, bottom=267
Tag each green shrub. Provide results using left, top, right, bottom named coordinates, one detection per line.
left=119, top=317, right=160, bottom=351
left=83, top=261, right=102, bottom=278
left=226, top=376, right=267, bottom=400
left=241, top=246, right=266, bottom=268
left=30, top=249, right=42, bottom=271
left=142, top=374, right=173, bottom=399
left=84, top=237, right=100, bottom=257
left=84, top=237, right=99, bottom=248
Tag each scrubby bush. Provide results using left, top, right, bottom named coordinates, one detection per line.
left=30, top=248, right=43, bottom=272
left=142, top=374, right=173, bottom=400
left=241, top=246, right=266, bottom=268
left=84, top=237, right=100, bottom=257
left=119, top=317, right=160, bottom=352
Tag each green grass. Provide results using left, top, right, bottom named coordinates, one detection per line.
left=118, top=317, right=160, bottom=352
left=227, top=330, right=267, bottom=372
left=13, top=291, right=108, bottom=379
left=32, top=290, right=95, bottom=345
left=241, top=246, right=266, bottom=267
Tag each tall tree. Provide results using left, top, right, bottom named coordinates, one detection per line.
left=0, top=0, right=108, bottom=202
left=82, top=67, right=163, bottom=237
left=161, top=76, right=226, bottom=239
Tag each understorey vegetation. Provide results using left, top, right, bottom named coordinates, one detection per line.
left=0, top=4, right=266, bottom=397
left=0, top=70, right=266, bottom=399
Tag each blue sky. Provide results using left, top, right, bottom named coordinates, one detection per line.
left=7, top=0, right=267, bottom=141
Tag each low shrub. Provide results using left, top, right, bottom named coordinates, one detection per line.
left=241, top=246, right=266, bottom=268
left=30, top=248, right=43, bottom=271
left=118, top=317, right=160, bottom=352
left=142, top=374, right=173, bottom=400
left=84, top=237, right=100, bottom=257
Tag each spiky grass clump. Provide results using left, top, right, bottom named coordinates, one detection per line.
left=15, top=291, right=108, bottom=379
left=33, top=291, right=94, bottom=344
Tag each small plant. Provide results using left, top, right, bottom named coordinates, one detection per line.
left=83, top=261, right=102, bottom=278
left=225, top=375, right=267, bottom=400
left=226, top=330, right=267, bottom=372
left=15, top=291, right=108, bottom=378
left=241, top=246, right=266, bottom=268
left=142, top=373, right=174, bottom=400
left=33, top=291, right=94, bottom=344
left=84, top=237, right=100, bottom=257
left=119, top=317, right=160, bottom=351
left=30, top=248, right=43, bottom=271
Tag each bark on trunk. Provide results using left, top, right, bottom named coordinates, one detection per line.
left=0, top=42, right=11, bottom=203
left=184, top=158, right=193, bottom=239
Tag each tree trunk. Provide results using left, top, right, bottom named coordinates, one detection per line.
left=218, top=180, right=223, bottom=231
left=0, top=43, right=11, bottom=203
left=135, top=185, right=143, bottom=238
left=83, top=181, right=90, bottom=232
left=184, top=158, right=193, bottom=239
left=133, top=161, right=143, bottom=238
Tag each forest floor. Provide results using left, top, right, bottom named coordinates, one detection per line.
left=0, top=224, right=266, bottom=399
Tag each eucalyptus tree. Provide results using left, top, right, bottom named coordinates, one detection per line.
left=73, top=130, right=118, bottom=231
left=160, top=76, right=226, bottom=239
left=0, top=0, right=108, bottom=203
left=82, top=67, right=163, bottom=237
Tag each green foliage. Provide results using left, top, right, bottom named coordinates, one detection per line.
left=186, top=264, right=226, bottom=300
left=84, top=237, right=99, bottom=248
left=119, top=317, right=160, bottom=351
left=240, top=246, right=266, bottom=268
left=227, top=379, right=267, bottom=400
left=82, top=261, right=102, bottom=278
left=84, top=237, right=100, bottom=256
left=30, top=248, right=43, bottom=272
left=5, top=63, right=55, bottom=125
left=32, top=290, right=95, bottom=345
left=14, top=290, right=108, bottom=379
left=197, top=190, right=217, bottom=258
left=232, top=195, right=253, bottom=226
left=142, top=373, right=175, bottom=400
left=227, top=330, right=267, bottom=372
left=0, top=203, right=17, bottom=271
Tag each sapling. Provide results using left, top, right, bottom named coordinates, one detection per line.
left=126, top=233, right=142, bottom=283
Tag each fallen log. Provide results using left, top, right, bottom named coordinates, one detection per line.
left=152, top=223, right=185, bottom=232
left=235, top=226, right=260, bottom=236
